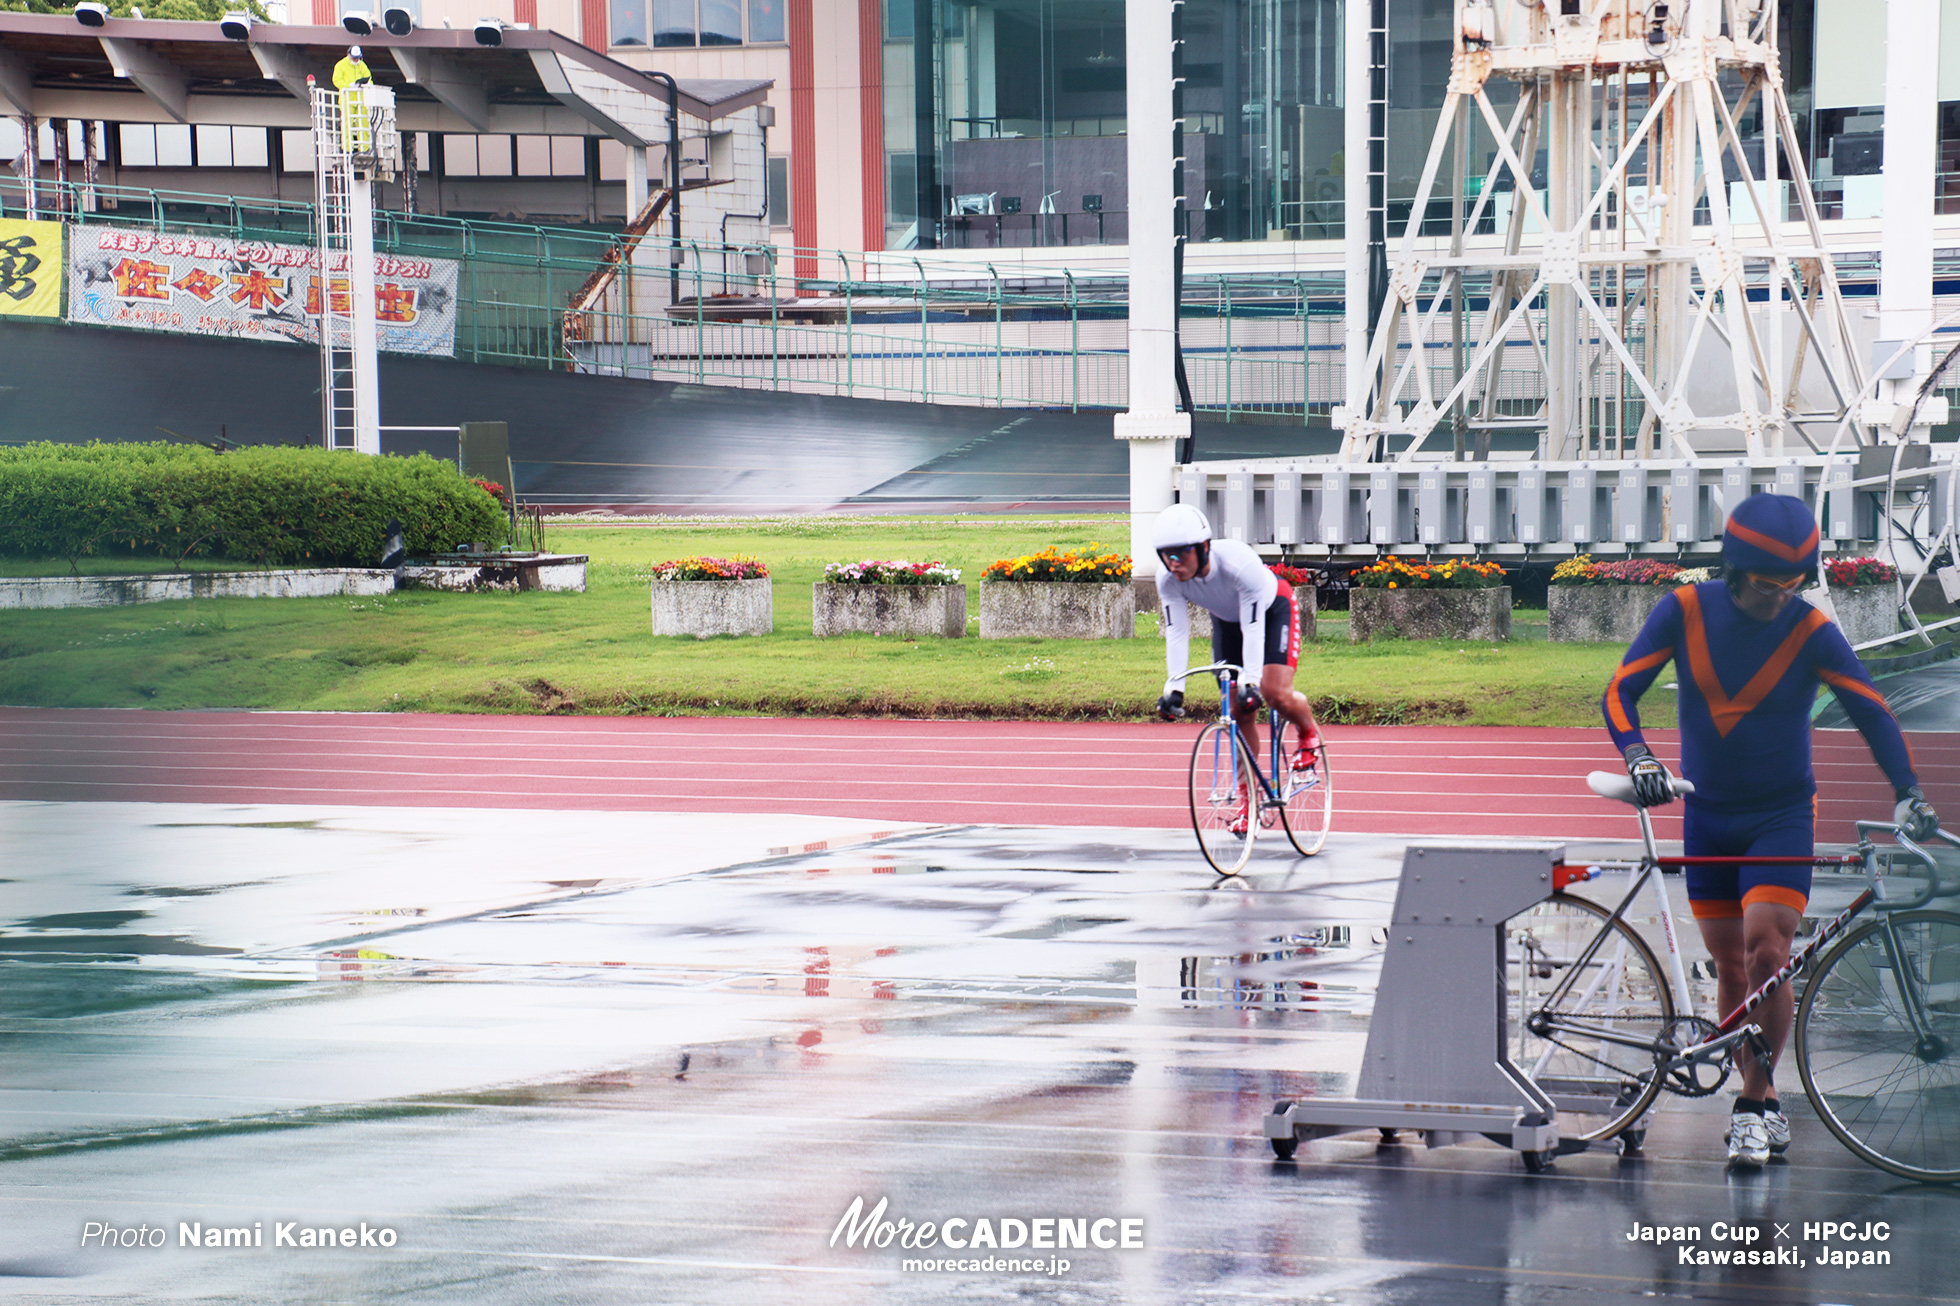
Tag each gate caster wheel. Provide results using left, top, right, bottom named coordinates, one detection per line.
left=1270, top=1137, right=1298, bottom=1160
left=1520, top=1150, right=1553, bottom=1174
left=1378, top=1128, right=1399, bottom=1143
left=1618, top=1128, right=1647, bottom=1156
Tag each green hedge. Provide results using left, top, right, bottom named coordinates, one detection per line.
left=0, top=442, right=508, bottom=566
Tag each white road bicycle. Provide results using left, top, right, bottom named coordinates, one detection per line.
left=1511, top=771, right=1960, bottom=1181
left=1169, top=662, right=1333, bottom=876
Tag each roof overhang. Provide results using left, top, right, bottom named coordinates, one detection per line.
left=0, top=14, right=771, bottom=140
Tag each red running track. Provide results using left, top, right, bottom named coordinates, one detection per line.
left=3, top=707, right=1953, bottom=842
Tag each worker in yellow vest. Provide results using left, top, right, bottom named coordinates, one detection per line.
left=332, top=46, right=373, bottom=153
left=332, top=45, right=372, bottom=89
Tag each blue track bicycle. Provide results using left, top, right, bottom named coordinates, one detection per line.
left=1172, top=661, right=1332, bottom=875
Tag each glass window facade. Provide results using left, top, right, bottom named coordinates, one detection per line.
left=885, top=0, right=1368, bottom=250
left=613, top=0, right=782, bottom=46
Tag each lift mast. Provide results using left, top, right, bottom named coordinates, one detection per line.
left=310, top=76, right=401, bottom=454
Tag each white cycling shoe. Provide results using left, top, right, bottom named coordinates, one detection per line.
left=1726, top=1111, right=1771, bottom=1168
left=1763, top=1109, right=1791, bottom=1155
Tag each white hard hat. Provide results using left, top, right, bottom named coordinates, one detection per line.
left=1151, top=502, right=1213, bottom=552
left=349, top=45, right=363, bottom=57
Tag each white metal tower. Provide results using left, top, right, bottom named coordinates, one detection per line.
left=1336, top=0, right=1896, bottom=465
left=310, top=78, right=401, bottom=454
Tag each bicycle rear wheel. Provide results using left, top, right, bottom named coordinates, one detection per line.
left=1510, top=893, right=1674, bottom=1141
left=1189, top=722, right=1255, bottom=876
left=1272, top=716, right=1332, bottom=857
left=1795, top=908, right=1960, bottom=1182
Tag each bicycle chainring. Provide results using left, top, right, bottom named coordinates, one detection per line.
left=1658, top=1016, right=1728, bottom=1097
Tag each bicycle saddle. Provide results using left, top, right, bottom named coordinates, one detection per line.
left=1587, top=770, right=1697, bottom=805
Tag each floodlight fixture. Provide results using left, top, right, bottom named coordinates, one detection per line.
left=342, top=9, right=374, bottom=35
left=472, top=17, right=504, bottom=44
left=382, top=4, right=414, bottom=35
left=73, top=2, right=108, bottom=26
left=219, top=11, right=253, bottom=39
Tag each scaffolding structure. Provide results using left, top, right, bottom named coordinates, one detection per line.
left=1336, top=0, right=1896, bottom=465
left=309, top=78, right=401, bottom=454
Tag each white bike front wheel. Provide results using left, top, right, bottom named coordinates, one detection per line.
left=1189, top=721, right=1255, bottom=876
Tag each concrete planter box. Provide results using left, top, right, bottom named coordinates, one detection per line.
left=1548, top=584, right=1671, bottom=642
left=1350, top=586, right=1511, bottom=642
left=813, top=582, right=967, bottom=637
left=980, top=581, right=1134, bottom=639
left=0, top=568, right=393, bottom=609
left=650, top=578, right=772, bottom=638
left=1828, top=584, right=1902, bottom=646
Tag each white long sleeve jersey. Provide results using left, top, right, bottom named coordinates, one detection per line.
left=1156, top=538, right=1279, bottom=695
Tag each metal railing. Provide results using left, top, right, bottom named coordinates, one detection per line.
left=12, top=178, right=1960, bottom=430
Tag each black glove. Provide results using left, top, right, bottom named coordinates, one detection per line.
left=1622, top=743, right=1676, bottom=809
left=1156, top=690, right=1185, bottom=722
left=1896, top=786, right=1940, bottom=841
left=1231, top=682, right=1265, bottom=716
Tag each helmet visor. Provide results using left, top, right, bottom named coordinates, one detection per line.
left=1741, top=570, right=1806, bottom=595
left=1157, top=544, right=1199, bottom=568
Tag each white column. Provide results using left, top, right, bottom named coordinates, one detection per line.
left=1118, top=0, right=1189, bottom=579
left=1342, top=0, right=1368, bottom=418
left=348, top=171, right=381, bottom=455
left=1880, top=0, right=1939, bottom=399
left=626, top=143, right=649, bottom=217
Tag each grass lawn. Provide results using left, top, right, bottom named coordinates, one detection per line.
left=0, top=515, right=1655, bottom=727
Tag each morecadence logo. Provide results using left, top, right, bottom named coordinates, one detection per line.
left=830, top=1195, right=1144, bottom=1273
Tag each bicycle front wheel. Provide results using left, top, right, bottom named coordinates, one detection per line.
left=1272, top=716, right=1333, bottom=857
left=1795, top=908, right=1960, bottom=1182
left=1189, top=722, right=1255, bottom=876
left=1510, top=893, right=1674, bottom=1141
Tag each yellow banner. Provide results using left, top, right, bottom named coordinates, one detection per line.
left=0, top=219, right=64, bottom=319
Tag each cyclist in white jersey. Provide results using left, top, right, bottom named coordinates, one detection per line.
left=1151, top=504, right=1321, bottom=775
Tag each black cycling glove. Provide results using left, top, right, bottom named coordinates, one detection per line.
left=1622, top=743, right=1676, bottom=809
left=1156, top=690, right=1185, bottom=722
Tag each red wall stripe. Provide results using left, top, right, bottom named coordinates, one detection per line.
left=789, top=0, right=817, bottom=284
left=580, top=0, right=607, bottom=51
left=515, top=0, right=538, bottom=27
left=857, top=0, right=885, bottom=252
left=313, top=0, right=335, bottom=24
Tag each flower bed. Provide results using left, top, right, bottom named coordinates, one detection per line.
left=1353, top=558, right=1506, bottom=590
left=1825, top=557, right=1899, bottom=589
left=815, top=559, right=965, bottom=637
left=650, top=554, right=772, bottom=638
left=1550, top=555, right=1683, bottom=587
left=652, top=555, right=769, bottom=581
left=981, top=545, right=1133, bottom=639
left=983, top=545, right=1132, bottom=584
left=1350, top=558, right=1509, bottom=641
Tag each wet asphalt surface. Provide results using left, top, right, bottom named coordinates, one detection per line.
left=2, top=800, right=1956, bottom=1305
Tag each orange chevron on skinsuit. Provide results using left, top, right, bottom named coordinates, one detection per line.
left=1727, top=518, right=1819, bottom=566
left=1678, top=587, right=1828, bottom=737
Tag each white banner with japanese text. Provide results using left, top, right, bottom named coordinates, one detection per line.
left=65, top=226, right=458, bottom=356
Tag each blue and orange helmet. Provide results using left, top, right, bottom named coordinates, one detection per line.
left=1722, top=493, right=1819, bottom=576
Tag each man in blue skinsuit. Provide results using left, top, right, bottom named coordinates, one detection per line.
left=1603, top=493, right=1937, bottom=1168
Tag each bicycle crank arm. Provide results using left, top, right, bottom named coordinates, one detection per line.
left=1670, top=1025, right=1757, bottom=1070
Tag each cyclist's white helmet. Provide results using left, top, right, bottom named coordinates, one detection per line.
left=1152, top=502, right=1212, bottom=552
